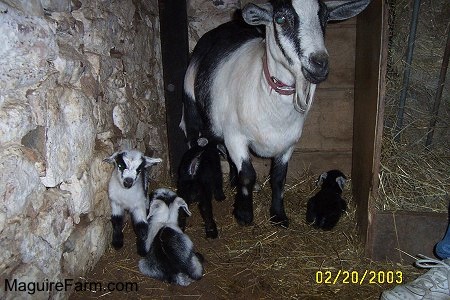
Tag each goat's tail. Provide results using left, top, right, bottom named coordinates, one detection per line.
left=180, top=91, right=205, bottom=148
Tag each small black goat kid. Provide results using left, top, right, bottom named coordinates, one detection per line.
left=177, top=138, right=226, bottom=239
left=139, top=188, right=204, bottom=286
left=306, top=170, right=347, bottom=230
left=104, top=149, right=162, bottom=256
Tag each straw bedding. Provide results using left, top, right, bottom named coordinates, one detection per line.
left=71, top=178, right=420, bottom=299
left=377, top=0, right=449, bottom=213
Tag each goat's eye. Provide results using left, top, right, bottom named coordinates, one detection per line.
left=118, top=164, right=126, bottom=171
left=275, top=16, right=286, bottom=25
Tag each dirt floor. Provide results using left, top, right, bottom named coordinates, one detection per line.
left=70, top=179, right=423, bottom=300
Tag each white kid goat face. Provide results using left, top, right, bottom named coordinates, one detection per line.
left=105, top=150, right=162, bottom=189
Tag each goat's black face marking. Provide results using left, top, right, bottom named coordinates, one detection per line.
left=115, top=153, right=127, bottom=173
left=136, top=159, right=146, bottom=176
left=317, top=0, right=329, bottom=33
left=272, top=3, right=301, bottom=65
left=270, top=0, right=331, bottom=83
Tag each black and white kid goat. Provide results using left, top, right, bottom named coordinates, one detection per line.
left=181, top=0, right=371, bottom=228
left=177, top=137, right=226, bottom=239
left=139, top=188, right=204, bottom=286
left=306, top=169, right=347, bottom=230
left=104, top=150, right=162, bottom=256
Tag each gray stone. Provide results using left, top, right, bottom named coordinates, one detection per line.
left=40, top=88, right=96, bottom=187
left=0, top=1, right=168, bottom=299
left=0, top=145, right=44, bottom=219
left=0, top=3, right=57, bottom=91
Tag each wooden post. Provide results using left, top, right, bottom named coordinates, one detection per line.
left=158, top=0, right=190, bottom=180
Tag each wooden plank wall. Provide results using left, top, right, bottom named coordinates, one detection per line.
left=253, top=19, right=357, bottom=181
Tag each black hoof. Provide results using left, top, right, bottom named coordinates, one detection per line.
left=215, top=191, right=226, bottom=202
left=233, top=207, right=253, bottom=226
left=136, top=241, right=147, bottom=257
left=112, top=236, right=124, bottom=250
left=205, top=225, right=218, bottom=239
left=133, top=222, right=148, bottom=239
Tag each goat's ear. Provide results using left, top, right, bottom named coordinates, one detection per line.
left=242, top=3, right=273, bottom=26
left=336, top=176, right=347, bottom=191
left=148, top=200, right=159, bottom=218
left=103, top=152, right=119, bottom=164
left=148, top=200, right=165, bottom=218
left=217, top=144, right=228, bottom=159
left=144, top=156, right=162, bottom=167
left=326, top=0, right=371, bottom=22
left=175, top=197, right=192, bottom=216
left=317, top=171, right=328, bottom=187
left=188, top=152, right=203, bottom=176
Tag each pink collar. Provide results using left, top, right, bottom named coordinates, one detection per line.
left=262, top=52, right=295, bottom=96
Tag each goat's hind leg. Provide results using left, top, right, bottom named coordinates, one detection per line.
left=212, top=151, right=226, bottom=201
left=198, top=189, right=219, bottom=238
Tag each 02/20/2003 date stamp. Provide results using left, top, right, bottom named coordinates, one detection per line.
left=315, top=270, right=403, bottom=285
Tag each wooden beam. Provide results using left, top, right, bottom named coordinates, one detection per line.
left=158, top=0, right=189, bottom=180
left=352, top=0, right=388, bottom=249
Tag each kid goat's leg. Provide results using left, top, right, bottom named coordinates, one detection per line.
left=198, top=189, right=218, bottom=238
left=111, top=202, right=125, bottom=249
left=131, top=205, right=148, bottom=257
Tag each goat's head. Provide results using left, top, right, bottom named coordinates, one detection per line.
left=242, top=0, right=371, bottom=111
left=104, top=150, right=162, bottom=189
left=317, top=169, right=347, bottom=192
left=148, top=191, right=192, bottom=226
left=148, top=199, right=170, bottom=223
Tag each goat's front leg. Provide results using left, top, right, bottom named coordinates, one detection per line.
left=131, top=205, right=148, bottom=257
left=226, top=137, right=256, bottom=225
left=269, top=149, right=292, bottom=228
left=110, top=202, right=125, bottom=250
left=233, top=159, right=256, bottom=225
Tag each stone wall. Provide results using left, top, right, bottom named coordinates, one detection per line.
left=0, top=0, right=167, bottom=299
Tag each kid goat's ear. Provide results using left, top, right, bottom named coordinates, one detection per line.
left=317, top=171, right=328, bottom=187
left=144, top=156, right=162, bottom=167
left=103, top=151, right=120, bottom=164
left=175, top=197, right=192, bottom=216
left=336, top=176, right=347, bottom=191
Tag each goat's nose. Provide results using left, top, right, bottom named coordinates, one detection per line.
left=309, top=52, right=329, bottom=71
left=123, top=177, right=134, bottom=188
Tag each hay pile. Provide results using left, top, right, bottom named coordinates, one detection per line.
left=377, top=0, right=450, bottom=213
left=71, top=177, right=421, bottom=299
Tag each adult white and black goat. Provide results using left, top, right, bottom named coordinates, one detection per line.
left=181, top=0, right=371, bottom=227
left=104, top=150, right=162, bottom=256
left=306, top=169, right=347, bottom=230
left=139, top=188, right=204, bottom=286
